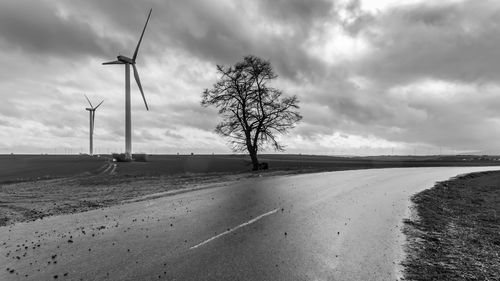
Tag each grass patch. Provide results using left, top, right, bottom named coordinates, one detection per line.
left=402, top=171, right=500, bottom=280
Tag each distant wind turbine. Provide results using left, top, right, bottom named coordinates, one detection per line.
left=84, top=94, right=104, bottom=156
left=103, top=8, right=152, bottom=160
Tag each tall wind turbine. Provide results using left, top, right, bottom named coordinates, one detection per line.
left=84, top=94, right=104, bottom=156
left=103, top=8, right=151, bottom=160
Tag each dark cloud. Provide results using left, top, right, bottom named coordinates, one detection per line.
left=257, top=0, right=335, bottom=34
left=356, top=0, right=500, bottom=85
left=0, top=119, right=13, bottom=127
left=340, top=0, right=375, bottom=36
left=148, top=0, right=332, bottom=80
left=1, top=0, right=333, bottom=80
left=0, top=0, right=121, bottom=59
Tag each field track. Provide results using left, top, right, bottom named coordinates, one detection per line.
left=97, top=162, right=117, bottom=175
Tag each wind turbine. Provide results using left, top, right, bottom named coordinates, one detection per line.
left=84, top=94, right=104, bottom=156
left=103, top=8, right=151, bottom=160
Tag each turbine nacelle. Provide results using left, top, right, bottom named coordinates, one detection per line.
left=84, top=94, right=104, bottom=111
left=118, top=55, right=135, bottom=64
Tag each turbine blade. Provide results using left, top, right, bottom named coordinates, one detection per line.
left=102, top=60, right=124, bottom=65
left=132, top=64, right=149, bottom=111
left=132, top=8, right=152, bottom=61
left=84, top=94, right=93, bottom=108
left=95, top=100, right=104, bottom=109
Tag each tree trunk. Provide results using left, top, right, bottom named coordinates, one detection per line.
left=249, top=149, right=259, bottom=171
left=246, top=133, right=259, bottom=171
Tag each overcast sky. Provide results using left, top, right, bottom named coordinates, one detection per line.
left=1, top=0, right=500, bottom=155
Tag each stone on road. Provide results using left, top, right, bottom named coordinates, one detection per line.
left=1, top=167, right=498, bottom=280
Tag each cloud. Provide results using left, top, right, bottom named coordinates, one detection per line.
left=355, top=0, right=500, bottom=84
left=2, top=0, right=500, bottom=155
left=0, top=0, right=120, bottom=59
left=139, top=0, right=334, bottom=80
left=280, top=0, right=500, bottom=154
left=164, top=130, right=184, bottom=140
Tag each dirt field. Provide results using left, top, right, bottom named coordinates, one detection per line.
left=402, top=170, right=500, bottom=280
left=1, top=154, right=499, bottom=226
left=0, top=154, right=106, bottom=183
left=2, top=154, right=498, bottom=181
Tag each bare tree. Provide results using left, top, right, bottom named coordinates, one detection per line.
left=202, top=55, right=302, bottom=170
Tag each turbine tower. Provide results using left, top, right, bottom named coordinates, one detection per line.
left=84, top=94, right=104, bottom=156
left=103, top=8, right=151, bottom=160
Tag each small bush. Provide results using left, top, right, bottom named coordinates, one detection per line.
left=133, top=153, right=148, bottom=162
left=258, top=162, right=269, bottom=170
left=112, top=153, right=132, bottom=162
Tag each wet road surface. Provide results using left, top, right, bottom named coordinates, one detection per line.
left=1, top=167, right=499, bottom=280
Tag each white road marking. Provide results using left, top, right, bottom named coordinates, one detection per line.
left=190, top=208, right=279, bottom=250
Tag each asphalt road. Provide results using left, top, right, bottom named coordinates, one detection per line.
left=1, top=167, right=499, bottom=281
